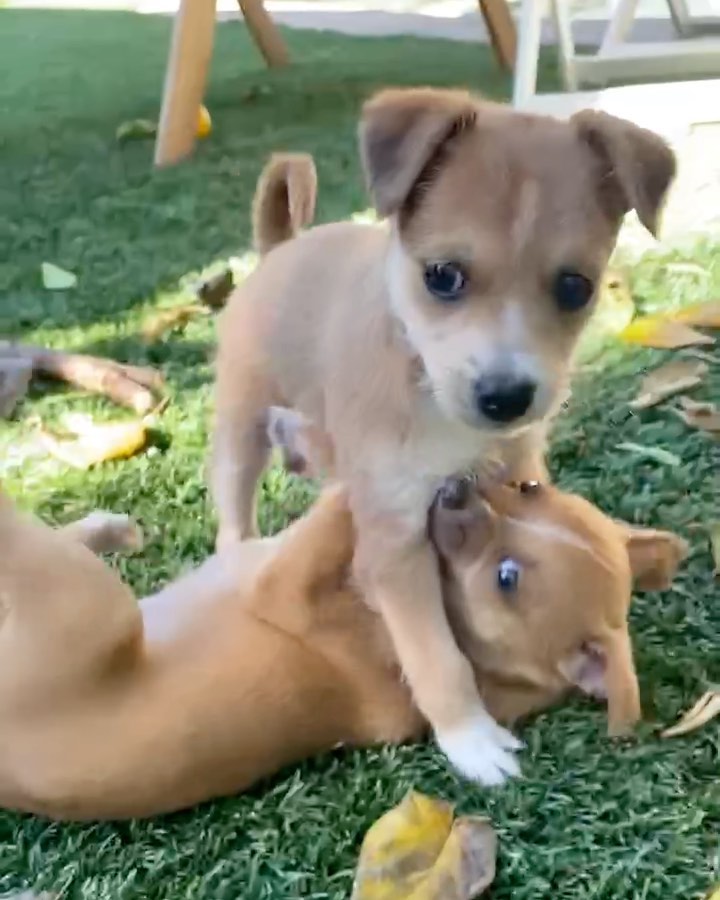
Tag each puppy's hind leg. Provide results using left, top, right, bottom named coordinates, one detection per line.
left=0, top=501, right=142, bottom=684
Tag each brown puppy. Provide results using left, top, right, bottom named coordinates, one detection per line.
left=211, top=88, right=676, bottom=784
left=0, top=467, right=687, bottom=821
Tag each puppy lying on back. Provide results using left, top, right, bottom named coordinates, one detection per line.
left=211, top=88, right=676, bottom=785
left=0, top=439, right=686, bottom=821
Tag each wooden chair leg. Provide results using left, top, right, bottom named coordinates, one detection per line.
left=478, top=0, right=517, bottom=72
left=237, top=0, right=289, bottom=68
left=154, top=0, right=217, bottom=168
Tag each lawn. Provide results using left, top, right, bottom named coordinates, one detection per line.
left=0, top=8, right=718, bottom=899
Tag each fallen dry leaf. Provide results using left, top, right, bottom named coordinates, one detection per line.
left=711, top=523, right=720, bottom=577
left=672, top=299, right=720, bottom=329
left=351, top=791, right=496, bottom=900
left=629, top=359, right=708, bottom=410
left=142, top=304, right=209, bottom=342
left=618, top=316, right=714, bottom=349
left=592, top=269, right=635, bottom=334
left=41, top=261, right=77, bottom=290
left=661, top=691, right=720, bottom=738
left=197, top=268, right=234, bottom=310
left=38, top=413, right=150, bottom=469
left=615, top=441, right=681, bottom=467
left=672, top=396, right=720, bottom=434
left=116, top=118, right=157, bottom=142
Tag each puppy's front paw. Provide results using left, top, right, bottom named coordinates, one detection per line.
left=436, top=715, right=523, bottom=786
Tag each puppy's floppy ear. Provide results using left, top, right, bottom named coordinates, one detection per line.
left=572, top=110, right=676, bottom=236
left=429, top=476, right=496, bottom=559
left=359, top=87, right=478, bottom=217
left=623, top=526, right=689, bottom=591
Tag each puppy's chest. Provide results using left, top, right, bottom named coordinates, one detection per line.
left=366, top=417, right=492, bottom=526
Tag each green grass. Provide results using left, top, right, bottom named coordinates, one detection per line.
left=0, top=9, right=718, bottom=899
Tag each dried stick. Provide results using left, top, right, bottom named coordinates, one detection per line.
left=0, top=342, right=164, bottom=414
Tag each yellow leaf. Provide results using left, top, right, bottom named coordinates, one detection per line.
left=661, top=691, right=720, bottom=738
left=618, top=316, right=714, bottom=349
left=629, top=359, right=707, bottom=410
left=672, top=299, right=720, bottom=329
left=591, top=269, right=635, bottom=335
left=39, top=416, right=149, bottom=468
left=142, top=303, right=208, bottom=342
left=197, top=105, right=212, bottom=139
left=707, top=884, right=720, bottom=900
left=351, top=791, right=496, bottom=900
left=116, top=118, right=157, bottom=142
left=672, top=396, right=720, bottom=435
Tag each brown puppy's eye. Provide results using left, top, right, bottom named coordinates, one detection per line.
left=497, top=557, right=521, bottom=593
left=423, top=261, right=467, bottom=302
left=553, top=269, right=594, bottom=312
left=519, top=480, right=542, bottom=496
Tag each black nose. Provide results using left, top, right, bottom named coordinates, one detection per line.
left=475, top=377, right=536, bottom=424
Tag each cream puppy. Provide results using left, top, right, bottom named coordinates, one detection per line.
left=211, top=88, right=676, bottom=784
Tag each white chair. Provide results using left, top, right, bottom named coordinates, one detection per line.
left=512, top=0, right=720, bottom=108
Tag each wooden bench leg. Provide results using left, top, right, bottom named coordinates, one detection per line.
left=154, top=0, right=216, bottom=168
left=238, top=0, right=289, bottom=68
left=478, top=0, right=517, bottom=72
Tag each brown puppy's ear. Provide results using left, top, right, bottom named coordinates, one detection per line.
left=623, top=527, right=689, bottom=591
left=572, top=110, right=676, bottom=236
left=429, top=476, right=495, bottom=559
left=359, top=87, right=478, bottom=217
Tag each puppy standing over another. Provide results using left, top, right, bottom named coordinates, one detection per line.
left=211, top=88, right=676, bottom=784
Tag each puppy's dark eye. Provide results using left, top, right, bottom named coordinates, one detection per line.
left=497, top=557, right=521, bottom=593
left=553, top=269, right=594, bottom=312
left=519, top=480, right=542, bottom=496
left=423, top=262, right=467, bottom=302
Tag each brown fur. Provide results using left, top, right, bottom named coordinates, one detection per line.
left=0, top=476, right=686, bottom=820
left=211, top=87, right=676, bottom=782
left=252, top=152, right=317, bottom=255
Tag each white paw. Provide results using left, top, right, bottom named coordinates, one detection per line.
left=436, top=715, right=523, bottom=786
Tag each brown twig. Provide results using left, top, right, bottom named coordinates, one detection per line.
left=0, top=342, right=164, bottom=414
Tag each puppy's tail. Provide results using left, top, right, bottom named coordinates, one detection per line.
left=252, top=153, right=317, bottom=256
